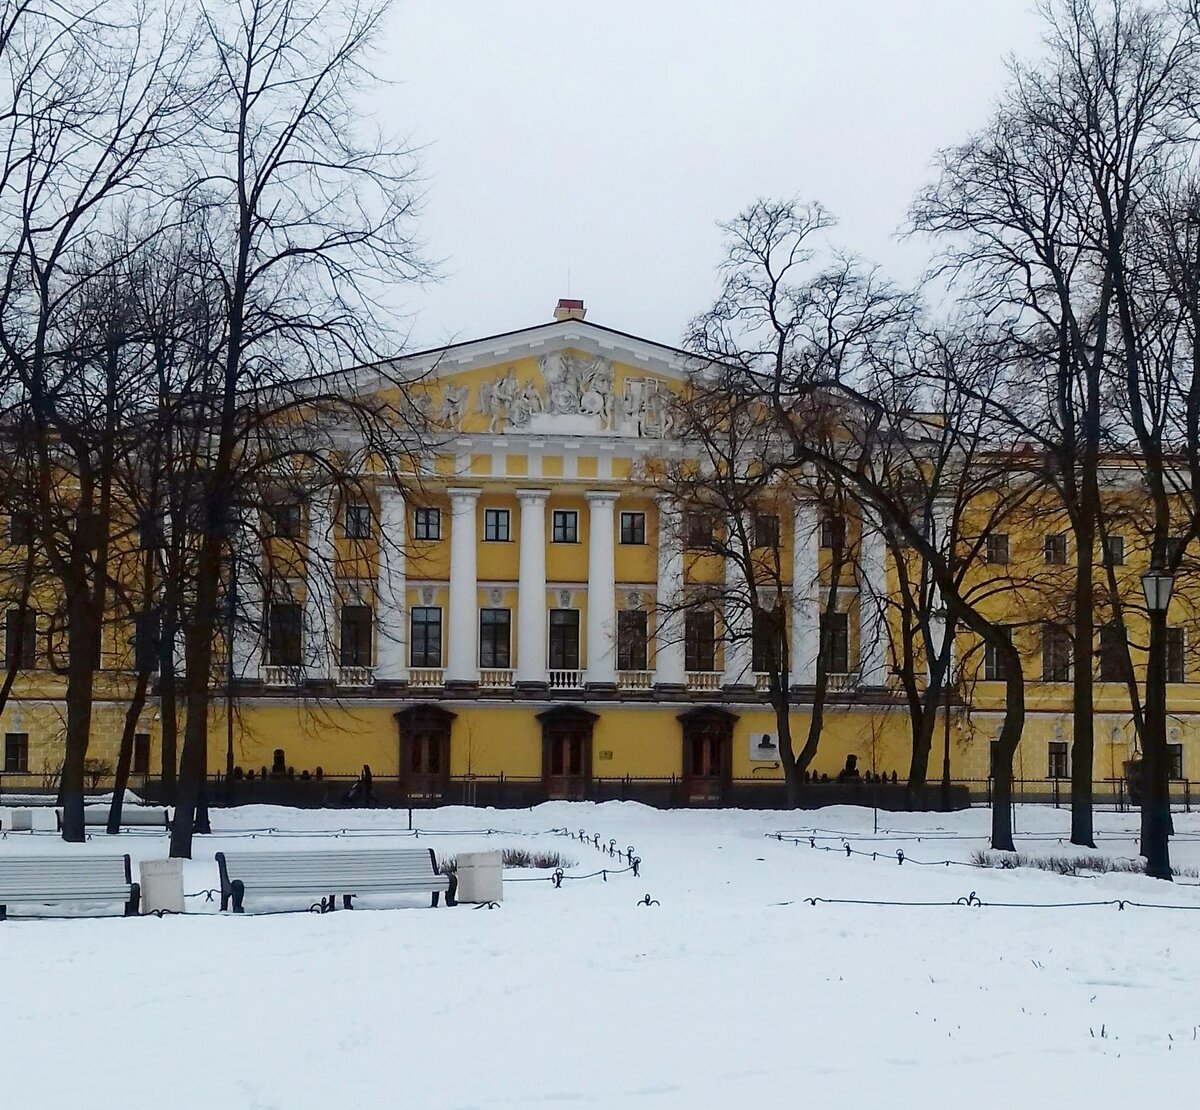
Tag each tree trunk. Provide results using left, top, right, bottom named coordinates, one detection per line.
left=158, top=605, right=179, bottom=802
left=59, top=595, right=100, bottom=843
left=990, top=670, right=1025, bottom=852
left=1070, top=517, right=1096, bottom=847
left=107, top=669, right=152, bottom=834
left=773, top=690, right=801, bottom=807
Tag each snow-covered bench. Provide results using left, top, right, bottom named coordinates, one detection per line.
left=215, top=847, right=457, bottom=913
left=0, top=854, right=141, bottom=919
left=55, top=805, right=170, bottom=831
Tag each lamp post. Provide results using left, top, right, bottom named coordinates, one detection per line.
left=1141, top=567, right=1174, bottom=880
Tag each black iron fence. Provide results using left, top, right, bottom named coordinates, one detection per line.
left=0, top=771, right=1192, bottom=813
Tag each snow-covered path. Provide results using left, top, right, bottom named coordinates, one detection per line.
left=4, top=802, right=1199, bottom=1108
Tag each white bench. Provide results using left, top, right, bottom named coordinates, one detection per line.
left=215, top=848, right=457, bottom=913
left=55, top=806, right=170, bottom=831
left=0, top=855, right=140, bottom=919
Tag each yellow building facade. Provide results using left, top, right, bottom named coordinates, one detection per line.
left=2, top=304, right=1197, bottom=806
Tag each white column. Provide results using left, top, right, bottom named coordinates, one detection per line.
left=515, top=489, right=550, bottom=686
left=927, top=500, right=956, bottom=682
left=790, top=500, right=821, bottom=686
left=585, top=491, right=619, bottom=687
left=375, top=488, right=408, bottom=682
left=305, top=496, right=336, bottom=680
left=231, top=511, right=262, bottom=680
left=722, top=517, right=754, bottom=688
left=446, top=487, right=481, bottom=684
left=653, top=495, right=687, bottom=687
left=858, top=505, right=888, bottom=687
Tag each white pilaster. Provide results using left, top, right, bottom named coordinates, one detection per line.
left=375, top=488, right=408, bottom=682
left=515, top=489, right=550, bottom=686
left=653, top=496, right=687, bottom=687
left=722, top=517, right=754, bottom=688
left=585, top=491, right=619, bottom=687
left=790, top=500, right=821, bottom=686
left=446, top=487, right=481, bottom=684
left=858, top=505, right=888, bottom=687
left=305, top=496, right=336, bottom=680
left=231, top=511, right=262, bottom=680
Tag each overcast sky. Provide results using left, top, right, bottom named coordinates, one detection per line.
left=382, top=1, right=1045, bottom=351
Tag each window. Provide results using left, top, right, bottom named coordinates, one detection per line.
left=134, top=611, right=160, bottom=673
left=1044, top=534, right=1067, bottom=565
left=984, top=626, right=1014, bottom=681
left=617, top=610, right=648, bottom=671
left=548, top=609, right=580, bottom=669
left=5, top=608, right=36, bottom=671
left=752, top=610, right=785, bottom=673
left=1169, top=743, right=1184, bottom=781
left=1103, top=535, right=1125, bottom=566
left=413, top=507, right=441, bottom=541
left=8, top=511, right=31, bottom=546
left=1167, top=627, right=1186, bottom=684
left=269, top=503, right=302, bottom=539
left=344, top=503, right=371, bottom=540
left=1048, top=741, right=1069, bottom=779
left=685, top=513, right=713, bottom=549
left=552, top=510, right=578, bottom=544
left=4, top=731, right=28, bottom=772
left=820, top=517, right=846, bottom=551
left=267, top=602, right=303, bottom=667
left=339, top=604, right=373, bottom=667
left=479, top=608, right=511, bottom=668
left=410, top=607, right=442, bottom=668
left=138, top=512, right=163, bottom=551
left=1098, top=622, right=1125, bottom=682
left=819, top=611, right=849, bottom=674
left=684, top=611, right=716, bottom=672
left=985, top=534, right=1010, bottom=565
left=754, top=514, right=781, bottom=550
left=1042, top=624, right=1071, bottom=683
left=620, top=511, right=646, bottom=546
left=484, top=508, right=511, bottom=543
left=133, top=733, right=151, bottom=776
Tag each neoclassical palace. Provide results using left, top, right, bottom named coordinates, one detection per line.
left=3, top=301, right=1198, bottom=804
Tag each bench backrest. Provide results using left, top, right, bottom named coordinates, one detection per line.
left=55, top=806, right=169, bottom=829
left=0, top=855, right=132, bottom=897
left=217, top=848, right=442, bottom=886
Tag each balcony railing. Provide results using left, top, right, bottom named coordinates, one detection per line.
left=262, top=665, right=306, bottom=687
left=549, top=669, right=583, bottom=690
left=336, top=666, right=375, bottom=688
left=686, top=671, right=721, bottom=692
left=480, top=668, right=514, bottom=689
left=825, top=671, right=859, bottom=692
left=409, top=668, right=445, bottom=688
left=617, top=670, right=653, bottom=690
left=754, top=672, right=772, bottom=692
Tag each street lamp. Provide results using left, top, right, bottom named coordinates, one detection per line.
left=1140, top=565, right=1174, bottom=880
left=1141, top=569, right=1174, bottom=613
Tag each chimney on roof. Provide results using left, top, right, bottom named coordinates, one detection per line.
left=553, top=298, right=586, bottom=322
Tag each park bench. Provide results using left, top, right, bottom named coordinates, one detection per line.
left=215, top=847, right=457, bottom=913
left=55, top=805, right=170, bottom=832
left=0, top=854, right=140, bottom=919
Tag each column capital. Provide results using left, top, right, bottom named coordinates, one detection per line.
left=585, top=489, right=621, bottom=505
left=447, top=486, right=481, bottom=502
left=515, top=488, right=552, bottom=503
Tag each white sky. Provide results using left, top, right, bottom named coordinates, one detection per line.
left=382, top=1, right=1045, bottom=351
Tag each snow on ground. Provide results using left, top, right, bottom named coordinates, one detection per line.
left=4, top=801, right=1200, bottom=1108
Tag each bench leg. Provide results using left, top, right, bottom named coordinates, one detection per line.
left=446, top=874, right=458, bottom=907
left=343, top=894, right=354, bottom=910
left=231, top=880, right=245, bottom=914
left=431, top=891, right=439, bottom=907
left=126, top=883, right=141, bottom=917
left=0, top=904, right=6, bottom=921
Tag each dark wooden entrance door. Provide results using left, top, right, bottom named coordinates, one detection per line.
left=396, top=706, right=454, bottom=802
left=679, top=708, right=734, bottom=805
left=539, top=707, right=596, bottom=801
